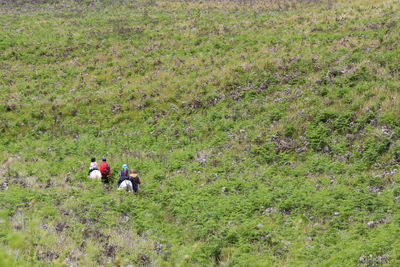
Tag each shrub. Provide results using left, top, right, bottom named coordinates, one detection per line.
left=332, top=112, right=353, bottom=133
left=305, top=122, right=330, bottom=151
left=392, top=141, right=400, bottom=159
left=250, top=142, right=276, bottom=163
left=269, top=105, right=284, bottom=123
left=362, top=136, right=391, bottom=163
left=284, top=123, right=296, bottom=138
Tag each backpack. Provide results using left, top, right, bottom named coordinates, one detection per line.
left=120, top=169, right=129, bottom=179
left=102, top=164, right=110, bottom=176
left=130, top=173, right=141, bottom=184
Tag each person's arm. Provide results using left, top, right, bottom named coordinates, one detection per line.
left=108, top=164, right=111, bottom=175
left=99, top=163, right=104, bottom=173
left=117, top=176, right=123, bottom=188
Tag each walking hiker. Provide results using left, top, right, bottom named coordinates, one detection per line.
left=117, top=164, right=129, bottom=184
left=129, top=169, right=141, bottom=193
left=88, top=157, right=98, bottom=176
left=119, top=164, right=130, bottom=180
left=99, top=157, right=111, bottom=184
left=117, top=164, right=131, bottom=191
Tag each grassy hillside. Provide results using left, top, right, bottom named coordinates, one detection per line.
left=1, top=0, right=400, bottom=265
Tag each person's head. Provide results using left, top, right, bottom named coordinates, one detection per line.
left=122, top=164, right=128, bottom=169
left=130, top=169, right=136, bottom=174
left=91, top=157, right=96, bottom=162
left=102, top=157, right=106, bottom=161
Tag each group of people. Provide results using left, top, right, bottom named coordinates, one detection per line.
left=88, top=157, right=141, bottom=193
left=88, top=157, right=111, bottom=183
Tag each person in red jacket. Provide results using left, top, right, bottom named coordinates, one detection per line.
left=98, top=157, right=111, bottom=184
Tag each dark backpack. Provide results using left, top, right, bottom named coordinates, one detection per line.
left=120, top=169, right=129, bottom=179
left=102, top=164, right=110, bottom=176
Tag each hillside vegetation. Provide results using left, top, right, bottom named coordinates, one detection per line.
left=1, top=0, right=400, bottom=265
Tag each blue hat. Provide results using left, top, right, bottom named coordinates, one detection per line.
left=122, top=164, right=128, bottom=169
left=102, top=157, right=106, bottom=161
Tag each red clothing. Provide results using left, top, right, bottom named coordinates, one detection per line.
left=99, top=161, right=110, bottom=175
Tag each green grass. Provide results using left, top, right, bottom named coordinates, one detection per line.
left=1, top=0, right=400, bottom=265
